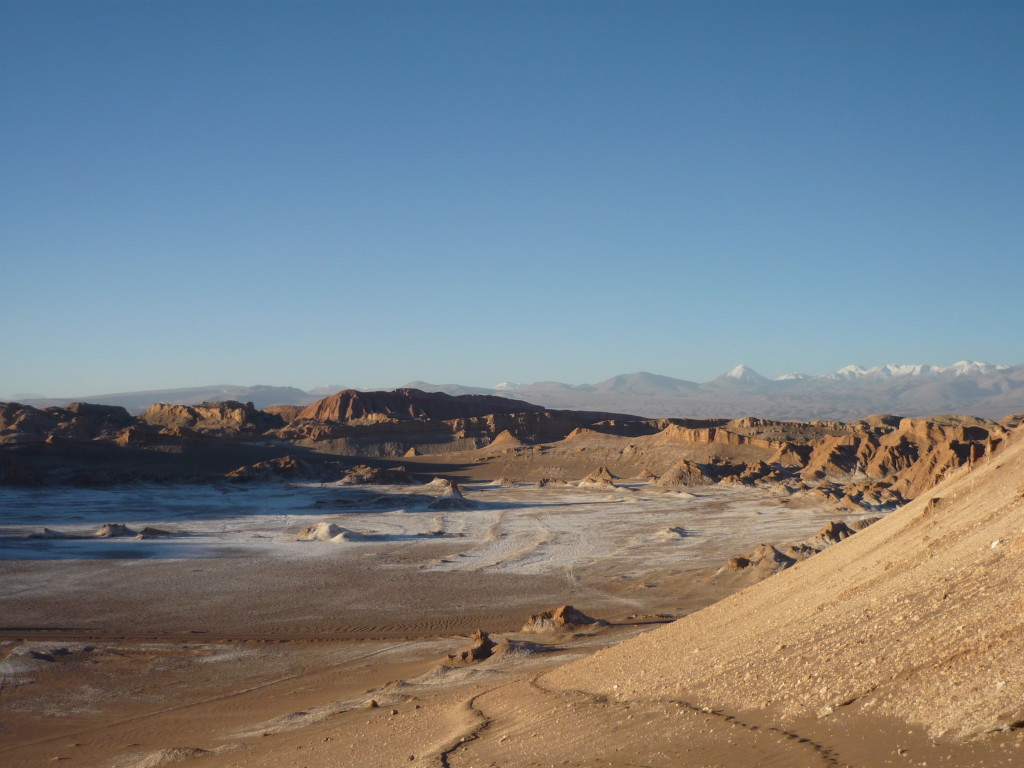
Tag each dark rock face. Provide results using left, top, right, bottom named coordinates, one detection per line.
left=336, top=464, right=414, bottom=485
left=0, top=455, right=43, bottom=486
left=224, top=455, right=312, bottom=482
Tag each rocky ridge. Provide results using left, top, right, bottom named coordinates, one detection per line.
left=0, top=390, right=1017, bottom=512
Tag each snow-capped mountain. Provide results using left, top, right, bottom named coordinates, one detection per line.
left=722, top=364, right=770, bottom=384
left=822, top=361, right=1003, bottom=380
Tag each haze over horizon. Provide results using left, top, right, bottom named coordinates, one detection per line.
left=3, top=1, right=1022, bottom=398
left=5, top=358, right=1020, bottom=402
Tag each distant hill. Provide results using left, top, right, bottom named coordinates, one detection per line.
left=19, top=385, right=319, bottom=414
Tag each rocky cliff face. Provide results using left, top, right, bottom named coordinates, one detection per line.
left=0, top=402, right=133, bottom=445
left=798, top=414, right=1007, bottom=498
left=139, top=401, right=283, bottom=437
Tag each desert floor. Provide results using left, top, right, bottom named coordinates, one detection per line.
left=2, top=480, right=1016, bottom=767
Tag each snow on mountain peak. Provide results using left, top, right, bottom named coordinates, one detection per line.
left=942, top=361, right=994, bottom=376
left=822, top=361, right=1001, bottom=380
left=872, top=364, right=927, bottom=377
left=829, top=365, right=868, bottom=379
left=721, top=365, right=769, bottom=384
left=726, top=364, right=753, bottom=378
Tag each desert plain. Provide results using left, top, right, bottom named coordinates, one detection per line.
left=2, top=390, right=1023, bottom=767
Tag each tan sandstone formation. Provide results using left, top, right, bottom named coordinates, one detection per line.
left=140, top=400, right=282, bottom=437
left=521, top=605, right=607, bottom=633
left=445, top=630, right=497, bottom=664
left=655, top=459, right=711, bottom=486
left=577, top=466, right=618, bottom=489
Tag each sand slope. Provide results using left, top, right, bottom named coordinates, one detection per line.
left=545, top=426, right=1024, bottom=739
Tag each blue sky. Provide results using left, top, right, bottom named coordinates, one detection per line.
left=3, top=0, right=1022, bottom=397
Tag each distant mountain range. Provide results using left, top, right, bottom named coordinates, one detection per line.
left=13, top=385, right=321, bottom=414
left=404, top=361, right=1024, bottom=420
left=7, top=361, right=1024, bottom=421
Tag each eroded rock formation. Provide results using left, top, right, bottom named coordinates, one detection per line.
left=521, top=605, right=607, bottom=633
left=141, top=401, right=283, bottom=437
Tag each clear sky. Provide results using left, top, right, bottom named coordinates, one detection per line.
left=3, top=0, right=1022, bottom=397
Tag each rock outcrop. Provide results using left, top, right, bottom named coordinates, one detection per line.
left=295, top=522, right=364, bottom=542
left=224, top=456, right=311, bottom=482
left=92, top=523, right=135, bottom=538
left=655, top=459, right=711, bottom=487
left=520, top=605, right=607, bottom=633
left=140, top=401, right=283, bottom=437
left=335, top=464, right=413, bottom=485
left=296, top=388, right=545, bottom=423
left=0, top=401, right=133, bottom=444
left=578, top=466, right=617, bottom=489
left=722, top=518, right=879, bottom=578
left=428, top=482, right=475, bottom=509
left=445, top=630, right=496, bottom=664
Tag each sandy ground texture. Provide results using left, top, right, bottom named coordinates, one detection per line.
left=0, top=482, right=860, bottom=638
left=5, top=440, right=1022, bottom=767
left=0, top=479, right=860, bottom=767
